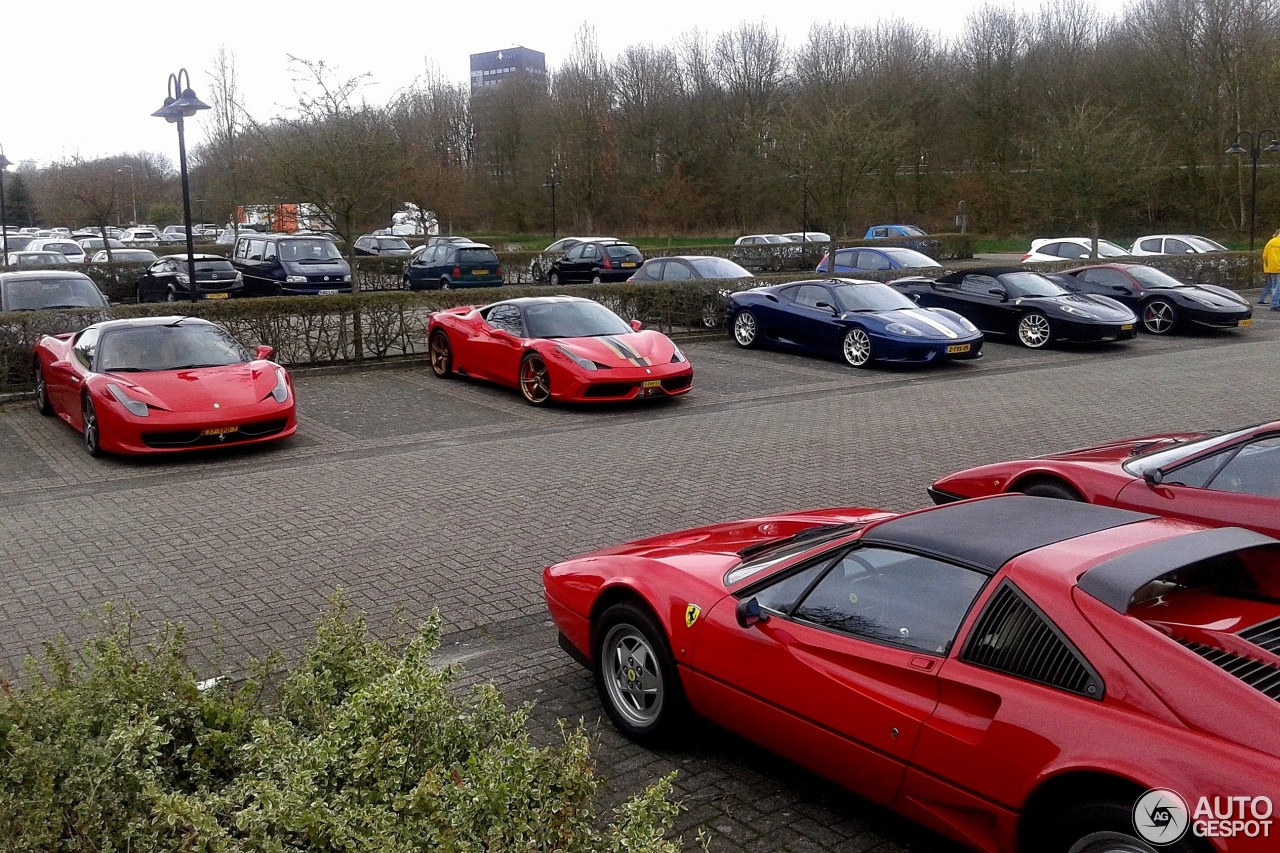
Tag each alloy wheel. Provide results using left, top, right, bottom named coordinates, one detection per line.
left=429, top=332, right=452, bottom=377
left=843, top=328, right=872, bottom=366
left=599, top=623, right=664, bottom=729
left=519, top=355, right=551, bottom=405
left=1141, top=300, right=1176, bottom=335
left=82, top=398, right=103, bottom=456
left=1067, top=831, right=1159, bottom=853
left=1017, top=313, right=1051, bottom=348
left=733, top=310, right=758, bottom=346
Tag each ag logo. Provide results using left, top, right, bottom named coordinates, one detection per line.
left=1133, top=788, right=1189, bottom=845
left=684, top=604, right=701, bottom=628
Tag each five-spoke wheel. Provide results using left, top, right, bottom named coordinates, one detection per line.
left=82, top=396, right=104, bottom=457
left=519, top=353, right=551, bottom=405
left=34, top=362, right=52, bottom=416
left=1017, top=312, right=1052, bottom=348
left=1141, top=299, right=1178, bottom=335
left=594, top=602, right=685, bottom=743
left=842, top=328, right=873, bottom=367
left=429, top=330, right=453, bottom=378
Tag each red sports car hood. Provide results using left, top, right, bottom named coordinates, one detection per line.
left=553, top=330, right=678, bottom=369
left=105, top=361, right=280, bottom=411
left=1034, top=431, right=1205, bottom=464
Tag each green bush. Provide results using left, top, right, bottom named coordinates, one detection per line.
left=0, top=594, right=682, bottom=852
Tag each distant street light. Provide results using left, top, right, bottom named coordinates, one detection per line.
left=1226, top=130, right=1280, bottom=251
left=542, top=164, right=562, bottom=239
left=196, top=198, right=205, bottom=228
left=0, top=146, right=11, bottom=268
left=151, top=68, right=211, bottom=303
left=788, top=169, right=810, bottom=242
left=117, top=165, right=138, bottom=225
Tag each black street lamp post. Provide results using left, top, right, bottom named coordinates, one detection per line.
left=0, top=146, right=11, bottom=269
left=151, top=68, right=211, bottom=304
left=1226, top=130, right=1280, bottom=251
left=117, top=165, right=138, bottom=225
left=542, top=164, right=561, bottom=239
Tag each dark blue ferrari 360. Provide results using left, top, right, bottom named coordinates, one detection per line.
left=725, top=278, right=983, bottom=367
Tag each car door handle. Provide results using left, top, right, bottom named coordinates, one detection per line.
left=69, top=376, right=81, bottom=384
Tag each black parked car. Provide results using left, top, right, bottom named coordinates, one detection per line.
left=1057, top=264, right=1252, bottom=335
left=891, top=267, right=1137, bottom=349
left=136, top=255, right=244, bottom=303
left=547, top=241, right=643, bottom=285
left=353, top=235, right=412, bottom=256
left=403, top=242, right=502, bottom=290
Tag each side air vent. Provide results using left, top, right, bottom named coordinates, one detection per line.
left=961, top=581, right=1104, bottom=699
left=1239, top=616, right=1280, bottom=656
left=1176, top=639, right=1280, bottom=701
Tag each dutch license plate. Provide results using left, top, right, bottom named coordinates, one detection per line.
left=641, top=380, right=662, bottom=389
left=1240, top=318, right=1254, bottom=327
left=946, top=344, right=971, bottom=354
left=318, top=289, right=339, bottom=296
left=201, top=426, right=237, bottom=436
left=621, top=262, right=636, bottom=268
left=1121, top=324, right=1134, bottom=331
left=472, top=269, right=489, bottom=275
left=204, top=292, right=229, bottom=299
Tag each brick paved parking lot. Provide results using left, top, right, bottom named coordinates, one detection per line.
left=1, top=301, right=1277, bottom=851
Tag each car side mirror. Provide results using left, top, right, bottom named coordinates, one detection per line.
left=1112, top=285, right=1132, bottom=295
left=1078, top=253, right=1090, bottom=259
left=256, top=345, right=274, bottom=360
left=988, top=288, right=1007, bottom=300
left=50, top=359, right=73, bottom=373
left=1143, top=467, right=1164, bottom=486
left=814, top=300, right=836, bottom=312
left=629, top=319, right=643, bottom=331
left=368, top=245, right=379, bottom=254
left=736, top=597, right=770, bottom=629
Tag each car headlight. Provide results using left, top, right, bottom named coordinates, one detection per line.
left=233, top=272, right=243, bottom=284
left=106, top=383, right=149, bottom=417
left=342, top=274, right=352, bottom=283
left=947, top=313, right=978, bottom=332
left=1059, top=304, right=1095, bottom=318
left=884, top=322, right=923, bottom=337
left=555, top=345, right=597, bottom=371
left=670, top=343, right=687, bottom=363
left=1182, top=293, right=1211, bottom=306
left=286, top=275, right=307, bottom=283
left=176, top=273, right=190, bottom=284
left=271, top=368, right=290, bottom=403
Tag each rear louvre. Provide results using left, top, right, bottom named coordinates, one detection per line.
left=961, top=581, right=1104, bottom=699
left=1176, top=638, right=1280, bottom=701
left=1239, top=615, right=1280, bottom=655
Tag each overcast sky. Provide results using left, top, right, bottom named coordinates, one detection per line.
left=3, top=1, right=1125, bottom=167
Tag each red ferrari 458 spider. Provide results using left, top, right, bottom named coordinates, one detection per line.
left=425, top=296, right=693, bottom=405
left=33, top=316, right=297, bottom=456
left=929, top=421, right=1280, bottom=539
left=544, top=495, right=1280, bottom=853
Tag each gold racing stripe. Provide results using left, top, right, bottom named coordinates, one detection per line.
left=598, top=336, right=651, bottom=366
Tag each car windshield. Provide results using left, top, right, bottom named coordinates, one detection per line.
left=1122, top=425, right=1260, bottom=477
left=1090, top=240, right=1129, bottom=257
left=280, top=239, right=342, bottom=262
left=764, top=235, right=792, bottom=243
left=458, top=248, right=499, bottom=264
left=1127, top=267, right=1187, bottom=289
left=194, top=259, right=235, bottom=273
left=725, top=523, right=866, bottom=586
left=523, top=301, right=632, bottom=338
left=2, top=276, right=105, bottom=310
left=377, top=238, right=410, bottom=250
left=20, top=254, right=65, bottom=266
left=688, top=257, right=752, bottom=278
left=115, top=251, right=158, bottom=262
left=1186, top=236, right=1228, bottom=252
left=899, top=226, right=926, bottom=236
left=47, top=242, right=79, bottom=254
left=606, top=245, right=640, bottom=259
left=1000, top=271, right=1070, bottom=297
left=832, top=282, right=917, bottom=312
left=97, top=324, right=250, bottom=372
left=883, top=248, right=939, bottom=267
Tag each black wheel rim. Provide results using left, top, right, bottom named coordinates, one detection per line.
left=83, top=401, right=98, bottom=453
left=34, top=367, right=47, bottom=410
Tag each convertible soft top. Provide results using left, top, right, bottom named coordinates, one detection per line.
left=861, top=495, right=1155, bottom=573
left=934, top=267, right=1025, bottom=284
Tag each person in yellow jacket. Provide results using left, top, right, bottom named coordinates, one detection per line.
left=1263, top=228, right=1280, bottom=309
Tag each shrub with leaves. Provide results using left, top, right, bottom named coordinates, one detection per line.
left=0, top=595, right=681, bottom=852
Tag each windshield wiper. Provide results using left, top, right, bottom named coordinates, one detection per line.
left=40, top=303, right=93, bottom=309
left=170, top=363, right=230, bottom=370
left=165, top=317, right=190, bottom=327
left=103, top=366, right=146, bottom=372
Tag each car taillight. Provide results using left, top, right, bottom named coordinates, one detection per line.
left=496, top=265, right=503, bottom=277
left=453, top=265, right=462, bottom=277
left=601, top=253, right=612, bottom=269
left=1021, top=253, right=1032, bottom=261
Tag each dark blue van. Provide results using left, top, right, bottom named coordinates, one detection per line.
left=231, top=234, right=352, bottom=296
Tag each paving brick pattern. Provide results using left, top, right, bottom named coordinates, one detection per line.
left=1, top=299, right=1277, bottom=851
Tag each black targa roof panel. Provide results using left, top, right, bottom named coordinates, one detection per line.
left=1078, top=526, right=1278, bottom=612
left=861, top=495, right=1156, bottom=573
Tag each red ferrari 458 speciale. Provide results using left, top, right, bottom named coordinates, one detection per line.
left=544, top=495, right=1280, bottom=853
left=425, top=295, right=693, bottom=405
left=929, top=421, right=1280, bottom=539
left=33, top=315, right=297, bottom=456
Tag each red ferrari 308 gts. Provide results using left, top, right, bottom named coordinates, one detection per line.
left=928, top=421, right=1280, bottom=539
left=425, top=296, right=693, bottom=405
left=544, top=495, right=1280, bottom=853
left=33, top=316, right=297, bottom=456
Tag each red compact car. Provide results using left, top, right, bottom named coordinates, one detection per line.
left=33, top=316, right=297, bottom=456
left=544, top=495, right=1280, bottom=852
left=929, top=421, right=1280, bottom=539
left=426, top=295, right=692, bottom=405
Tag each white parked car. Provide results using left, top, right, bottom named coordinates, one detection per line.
left=25, top=238, right=87, bottom=263
left=780, top=231, right=832, bottom=243
left=78, top=237, right=126, bottom=253
left=119, top=228, right=161, bottom=246
left=734, top=234, right=796, bottom=245
left=1022, top=238, right=1130, bottom=263
left=1129, top=234, right=1229, bottom=255
left=91, top=248, right=158, bottom=263
left=7, top=251, right=75, bottom=267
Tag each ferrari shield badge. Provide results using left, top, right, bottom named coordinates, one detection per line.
left=685, top=604, right=701, bottom=628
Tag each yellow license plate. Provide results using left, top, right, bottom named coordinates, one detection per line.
left=1240, top=318, right=1253, bottom=327
left=204, top=292, right=229, bottom=299
left=201, top=426, right=237, bottom=436
left=472, top=269, right=488, bottom=275
left=641, top=380, right=662, bottom=389
left=1121, top=324, right=1134, bottom=330
left=621, top=262, right=636, bottom=268
left=946, top=344, right=971, bottom=354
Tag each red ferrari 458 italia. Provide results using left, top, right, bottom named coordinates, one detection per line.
left=425, top=296, right=693, bottom=405
left=33, top=316, right=297, bottom=456
left=544, top=495, right=1280, bottom=853
left=929, top=421, right=1280, bottom=539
